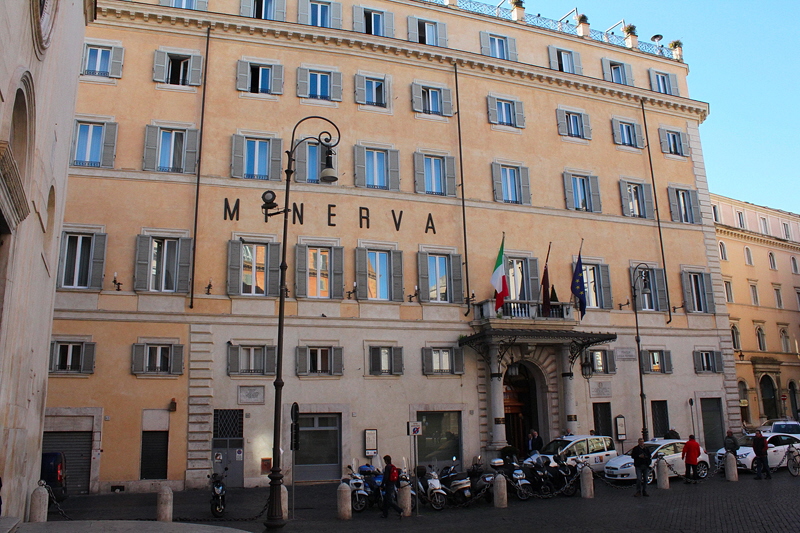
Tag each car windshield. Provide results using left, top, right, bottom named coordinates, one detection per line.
left=625, top=444, right=660, bottom=455
left=541, top=439, right=572, bottom=455
left=739, top=436, right=754, bottom=447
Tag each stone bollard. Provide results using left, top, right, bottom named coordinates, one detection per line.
left=337, top=483, right=351, bottom=520
left=493, top=473, right=507, bottom=508
left=157, top=486, right=173, bottom=522
left=656, top=459, right=669, bottom=490
left=398, top=482, right=411, bottom=517
left=29, top=485, right=49, bottom=522
left=281, top=485, right=289, bottom=520
left=725, top=453, right=739, bottom=481
left=580, top=466, right=594, bottom=498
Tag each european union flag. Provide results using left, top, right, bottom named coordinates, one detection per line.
left=571, top=253, right=586, bottom=319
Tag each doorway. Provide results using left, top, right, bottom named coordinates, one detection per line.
left=504, top=362, right=543, bottom=454
left=593, top=403, right=612, bottom=437
left=760, top=375, right=779, bottom=420
left=294, top=413, right=341, bottom=481
left=700, top=398, right=723, bottom=452
left=212, top=409, right=244, bottom=488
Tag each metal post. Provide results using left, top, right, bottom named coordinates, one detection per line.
left=632, top=263, right=649, bottom=442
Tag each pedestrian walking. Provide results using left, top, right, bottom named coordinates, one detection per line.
left=630, top=438, right=652, bottom=497
left=380, top=455, right=403, bottom=519
left=723, top=430, right=740, bottom=455
left=752, top=430, right=771, bottom=480
left=682, top=434, right=701, bottom=483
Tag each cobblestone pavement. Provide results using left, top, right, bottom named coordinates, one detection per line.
left=46, top=470, right=800, bottom=532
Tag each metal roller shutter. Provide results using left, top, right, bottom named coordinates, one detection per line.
left=140, top=431, right=169, bottom=480
left=42, top=431, right=92, bottom=495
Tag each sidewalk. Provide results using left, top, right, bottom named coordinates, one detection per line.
left=20, top=521, right=242, bottom=532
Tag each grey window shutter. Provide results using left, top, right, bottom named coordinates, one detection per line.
left=653, top=268, right=668, bottom=311
left=352, top=5, right=365, bottom=32
left=88, top=233, right=107, bottom=290
left=296, top=67, right=309, bottom=98
left=634, top=123, right=645, bottom=148
left=176, top=237, right=193, bottom=293
left=267, top=242, right=281, bottom=297
left=294, top=140, right=308, bottom=182
left=417, top=252, right=429, bottom=302
left=153, top=50, right=168, bottom=83
left=702, top=272, right=715, bottom=314
left=184, top=128, right=199, bottom=174
left=519, top=166, right=531, bottom=205
left=491, top=163, right=503, bottom=202
left=450, top=253, right=463, bottom=303
left=274, top=0, right=286, bottom=21
left=680, top=132, right=691, bottom=157
left=619, top=180, right=631, bottom=216
left=563, top=171, right=575, bottom=209
left=369, top=346, right=382, bottom=375
left=57, top=232, right=68, bottom=289
left=601, top=58, right=612, bottom=81
left=354, top=74, right=366, bottom=104
left=270, top=64, right=284, bottom=94
left=81, top=342, right=96, bottom=373
left=330, top=71, right=343, bottom=101
left=413, top=152, right=425, bottom=193
left=134, top=235, right=151, bottom=291
left=581, top=113, right=592, bottom=140
left=188, top=54, right=203, bottom=86
left=640, top=350, right=651, bottom=374
left=353, top=145, right=366, bottom=187
left=331, top=246, right=344, bottom=299
left=109, top=46, right=124, bottom=78
left=606, top=351, right=616, bottom=374
left=355, top=247, right=368, bottom=300
left=253, top=347, right=266, bottom=374
left=643, top=183, right=654, bottom=219
left=507, top=37, right=518, bottom=61
left=526, top=257, right=540, bottom=301
left=391, top=250, right=403, bottom=302
left=422, top=347, right=433, bottom=375
left=407, top=16, right=419, bottom=42
left=572, top=51, right=583, bottom=75
left=487, top=96, right=498, bottom=124
left=441, top=88, right=454, bottom=116
left=589, top=175, right=602, bottom=213
left=297, top=0, right=310, bottom=24
left=452, top=347, right=464, bottom=374
left=269, top=138, right=283, bottom=181
left=196, top=0, right=208, bottom=10
left=662, top=350, right=673, bottom=374
left=658, top=128, right=670, bottom=153
left=623, top=63, right=634, bottom=86
left=692, top=350, right=703, bottom=373
left=444, top=156, right=456, bottom=197
left=667, top=187, right=680, bottom=221
left=547, top=46, right=558, bottom=70
left=668, top=73, right=679, bottom=96
left=264, top=346, right=277, bottom=374
left=132, top=343, right=146, bottom=374
left=143, top=125, right=159, bottom=171
left=599, top=263, right=612, bottom=309
left=296, top=346, right=309, bottom=376
left=240, top=0, right=253, bottom=17
left=236, top=60, right=250, bottom=91
left=648, top=68, right=658, bottom=91
left=391, top=346, right=403, bottom=375
left=231, top=134, right=245, bottom=178
left=514, top=100, right=525, bottom=128
left=330, top=1, right=343, bottom=29
left=100, top=122, right=118, bottom=169
left=49, top=341, right=58, bottom=372
left=436, top=22, right=447, bottom=47
left=629, top=267, right=642, bottom=311
left=388, top=149, right=400, bottom=191
left=227, top=344, right=240, bottom=375
left=384, top=12, right=394, bottom=37
left=556, top=109, right=569, bottom=136
left=227, top=240, right=242, bottom=296
left=479, top=31, right=491, bottom=56
left=332, top=346, right=344, bottom=375
left=681, top=271, right=693, bottom=312
left=411, top=83, right=423, bottom=112
left=689, top=190, right=701, bottom=224
left=611, top=119, right=622, bottom=145
left=713, top=351, right=723, bottom=373
left=295, top=244, right=308, bottom=298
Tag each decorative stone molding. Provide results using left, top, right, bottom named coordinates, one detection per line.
left=30, top=0, right=60, bottom=58
left=0, top=141, right=31, bottom=231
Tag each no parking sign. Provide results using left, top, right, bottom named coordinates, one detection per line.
left=407, top=421, right=422, bottom=436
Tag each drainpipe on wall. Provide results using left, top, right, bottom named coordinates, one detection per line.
left=453, top=61, right=472, bottom=316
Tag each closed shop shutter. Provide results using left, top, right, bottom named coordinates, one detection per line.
left=42, top=431, right=93, bottom=495
left=140, top=431, right=169, bottom=480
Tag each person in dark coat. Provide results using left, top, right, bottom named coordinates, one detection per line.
left=630, top=438, right=652, bottom=497
left=723, top=430, right=740, bottom=454
left=752, top=431, right=771, bottom=480
left=527, top=430, right=543, bottom=455
left=380, top=455, right=403, bottom=518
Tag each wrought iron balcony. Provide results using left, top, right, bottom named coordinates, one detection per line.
left=473, top=299, right=575, bottom=321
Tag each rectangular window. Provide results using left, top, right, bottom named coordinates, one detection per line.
left=151, top=238, right=179, bottom=292
left=308, top=347, right=331, bottom=373
left=147, top=345, right=171, bottom=372
left=62, top=234, right=93, bottom=288
left=489, top=35, right=508, bottom=59
left=167, top=55, right=190, bottom=85
left=651, top=401, right=669, bottom=437
left=712, top=204, right=720, bottom=222
left=737, top=211, right=746, bottom=229
left=431, top=348, right=451, bottom=373
left=253, top=0, right=275, bottom=19
left=666, top=131, right=683, bottom=155
left=132, top=343, right=183, bottom=375
left=74, top=123, right=104, bottom=167
left=307, top=247, right=330, bottom=298
left=367, top=250, right=390, bottom=299
left=244, top=138, right=270, bottom=180
left=158, top=129, right=185, bottom=173
left=637, top=269, right=655, bottom=311
left=700, top=351, right=714, bottom=372
left=239, top=346, right=265, bottom=373
left=310, top=1, right=330, bottom=27
left=428, top=254, right=449, bottom=302
left=364, top=9, right=383, bottom=35
left=501, top=166, right=520, bottom=204
left=583, top=264, right=600, bottom=308
left=655, top=72, right=669, bottom=93
left=416, top=411, right=461, bottom=462
left=496, top=100, right=514, bottom=126
left=676, top=189, right=693, bottom=223
left=505, top=257, right=528, bottom=301
left=783, top=222, right=791, bottom=240
left=365, top=149, right=388, bottom=189
left=750, top=284, right=759, bottom=306
left=422, top=87, right=442, bottom=115
left=775, top=287, right=783, bottom=309
left=308, top=71, right=330, bottom=100
left=241, top=243, right=267, bottom=295
left=249, top=65, right=271, bottom=94
left=760, top=217, right=769, bottom=235
left=566, top=112, right=583, bottom=137
left=418, top=20, right=437, bottom=44
left=626, top=183, right=644, bottom=217
left=56, top=343, right=83, bottom=372
left=610, top=63, right=624, bottom=84
left=618, top=122, right=635, bottom=147
left=689, top=272, right=706, bottom=312
left=557, top=49, right=574, bottom=73
left=84, top=46, right=111, bottom=76
left=724, top=280, right=733, bottom=303
left=372, top=347, right=392, bottom=374
left=572, top=176, right=590, bottom=211
left=649, top=350, right=662, bottom=372
left=591, top=350, right=615, bottom=374
left=364, top=78, right=385, bottom=106
left=424, top=156, right=445, bottom=196
left=307, top=143, right=320, bottom=183
left=171, top=0, right=196, bottom=7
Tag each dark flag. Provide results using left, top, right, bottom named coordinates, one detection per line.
left=571, top=253, right=587, bottom=319
left=541, top=264, right=551, bottom=317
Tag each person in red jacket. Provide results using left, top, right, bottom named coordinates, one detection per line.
left=681, top=435, right=702, bottom=483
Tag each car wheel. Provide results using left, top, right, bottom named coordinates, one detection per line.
left=646, top=469, right=655, bottom=485
left=789, top=452, right=800, bottom=477
left=751, top=459, right=760, bottom=475
left=696, top=462, right=709, bottom=479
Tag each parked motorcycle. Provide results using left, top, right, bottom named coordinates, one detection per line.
left=467, top=457, right=495, bottom=504
left=414, top=465, right=447, bottom=510
left=342, top=465, right=371, bottom=512
left=491, top=457, right=533, bottom=501
left=523, top=452, right=578, bottom=497
left=439, top=461, right=473, bottom=505
left=520, top=453, right=556, bottom=497
left=208, top=466, right=227, bottom=517
left=550, top=453, right=579, bottom=497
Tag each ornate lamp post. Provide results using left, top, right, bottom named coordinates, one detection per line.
left=263, top=116, right=340, bottom=529
left=631, top=262, right=651, bottom=442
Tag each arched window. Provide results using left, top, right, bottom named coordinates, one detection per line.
left=768, top=252, right=777, bottom=270
left=781, top=329, right=791, bottom=353
left=738, top=380, right=750, bottom=424
left=756, top=327, right=767, bottom=351
left=745, top=247, right=753, bottom=265
left=731, top=325, right=741, bottom=350
left=718, top=242, right=727, bottom=260
left=792, top=256, right=799, bottom=274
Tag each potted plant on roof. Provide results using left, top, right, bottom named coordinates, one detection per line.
left=668, top=39, right=683, bottom=61
left=623, top=23, right=638, bottom=49
left=576, top=14, right=590, bottom=37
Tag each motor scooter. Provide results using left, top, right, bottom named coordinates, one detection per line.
left=342, top=465, right=370, bottom=512
left=491, top=457, right=533, bottom=501
left=414, top=465, right=447, bottom=510
left=208, top=466, right=228, bottom=517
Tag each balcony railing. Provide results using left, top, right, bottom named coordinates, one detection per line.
left=473, top=299, right=575, bottom=321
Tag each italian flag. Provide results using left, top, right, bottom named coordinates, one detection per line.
left=491, top=236, right=509, bottom=311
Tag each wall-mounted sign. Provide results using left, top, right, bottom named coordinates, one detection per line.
left=614, top=347, right=637, bottom=361
left=365, top=429, right=378, bottom=456
left=590, top=381, right=612, bottom=398
left=407, top=421, right=422, bottom=436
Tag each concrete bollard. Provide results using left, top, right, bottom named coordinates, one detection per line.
left=725, top=453, right=739, bottom=481
left=157, top=486, right=173, bottom=522
left=580, top=466, right=594, bottom=498
left=337, top=483, right=351, bottom=520
left=29, top=485, right=49, bottom=522
left=398, top=483, right=411, bottom=516
left=281, top=485, right=289, bottom=520
left=493, top=473, right=507, bottom=508
left=656, top=459, right=669, bottom=490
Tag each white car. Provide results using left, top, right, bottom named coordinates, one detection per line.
left=715, top=432, right=800, bottom=472
left=538, top=435, right=618, bottom=472
left=604, top=439, right=710, bottom=484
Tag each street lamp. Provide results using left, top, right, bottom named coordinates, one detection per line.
left=263, top=116, right=340, bottom=530
left=631, top=263, right=651, bottom=442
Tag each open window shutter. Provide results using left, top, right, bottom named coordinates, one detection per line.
left=383, top=12, right=394, bottom=37
left=294, top=140, right=308, bottom=182
left=250, top=347, right=265, bottom=374
left=658, top=128, right=670, bottom=153
left=188, top=55, right=203, bottom=86
left=526, top=257, right=540, bottom=301
left=514, top=100, right=525, bottom=128
left=109, top=46, right=124, bottom=78
left=57, top=232, right=68, bottom=289
left=422, top=347, right=433, bottom=375
left=143, top=125, right=159, bottom=171
left=270, top=64, right=283, bottom=94
left=417, top=252, right=430, bottom=302
left=231, top=134, right=245, bottom=178
left=391, top=347, right=403, bottom=375
left=599, top=263, right=612, bottom=309
left=413, top=152, right=425, bottom=193
left=601, top=58, right=612, bottom=81
left=581, top=113, right=592, bottom=139
left=369, top=346, right=381, bottom=375
left=713, top=351, right=723, bottom=373
left=88, top=233, right=107, bottom=290
left=411, top=83, right=423, bottom=112
left=563, top=172, right=575, bottom=209
left=556, top=109, right=569, bottom=136
left=100, top=122, right=118, bottom=169
left=653, top=268, right=668, bottom=311
left=692, top=351, right=702, bottom=373
left=267, top=243, right=281, bottom=297
left=176, top=237, right=193, bottom=293
left=634, top=123, right=645, bottom=148
left=153, top=50, right=168, bottom=83
left=227, top=344, right=240, bottom=375
left=681, top=271, right=693, bottom=312
left=269, top=138, right=283, bottom=181
left=487, top=96, right=498, bottom=124
left=436, top=22, right=447, bottom=47
left=648, top=69, right=658, bottom=91
left=643, top=183, right=655, bottom=219
left=407, top=16, right=419, bottom=43
left=689, top=190, right=701, bottom=224
left=507, top=37, right=518, bottom=61
left=264, top=346, right=277, bottom=375
left=680, top=132, right=691, bottom=157
left=639, top=350, right=651, bottom=373
left=297, top=0, right=310, bottom=24
left=236, top=60, right=250, bottom=91
left=240, top=0, right=253, bottom=16
left=49, top=342, right=59, bottom=372
left=547, top=46, right=558, bottom=70
left=444, top=156, right=456, bottom=197
left=132, top=344, right=146, bottom=374
left=352, top=5, right=365, bottom=32
left=611, top=119, right=622, bottom=145
left=353, top=145, right=366, bottom=187
left=491, top=163, right=503, bottom=202
left=355, top=247, right=368, bottom=300
left=667, top=187, right=680, bottom=221
left=589, top=175, right=602, bottom=213
left=330, top=1, right=343, bottom=29
left=330, top=71, right=343, bottom=101
left=332, top=346, right=344, bottom=375
left=295, top=244, right=308, bottom=298
left=668, top=73, right=679, bottom=96
left=78, top=343, right=95, bottom=373
left=354, top=74, right=366, bottom=104
left=452, top=348, right=464, bottom=374
left=388, top=149, right=400, bottom=191
left=331, top=246, right=344, bottom=299
left=134, top=235, right=151, bottom=291
left=623, top=63, right=634, bottom=86
left=296, top=346, right=309, bottom=376
left=619, top=181, right=631, bottom=216
left=606, top=351, right=616, bottom=374
left=391, top=250, right=403, bottom=302
left=450, top=253, right=463, bottom=303
left=196, top=0, right=208, bottom=10
left=662, top=351, right=673, bottom=374
left=519, top=166, right=531, bottom=205
left=702, top=273, right=715, bottom=313
left=441, top=88, right=454, bottom=116
left=479, top=31, right=491, bottom=55
left=184, top=129, right=199, bottom=174
left=227, top=240, right=242, bottom=296
left=274, top=0, right=286, bottom=21
left=572, top=51, right=583, bottom=75
left=296, top=67, right=309, bottom=97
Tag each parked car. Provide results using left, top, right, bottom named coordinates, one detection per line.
left=538, top=435, right=617, bottom=472
left=755, top=420, right=800, bottom=435
left=40, top=452, right=68, bottom=502
left=715, top=432, right=800, bottom=472
left=604, top=439, right=710, bottom=484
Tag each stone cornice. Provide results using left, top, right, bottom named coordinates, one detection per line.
left=716, top=224, right=800, bottom=252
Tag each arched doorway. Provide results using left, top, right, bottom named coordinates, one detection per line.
left=790, top=381, right=798, bottom=421
left=504, top=362, right=544, bottom=454
left=760, top=375, right=779, bottom=420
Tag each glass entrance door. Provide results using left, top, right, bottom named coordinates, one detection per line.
left=294, top=413, right=341, bottom=481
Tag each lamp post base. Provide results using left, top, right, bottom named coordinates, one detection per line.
left=264, top=470, right=287, bottom=530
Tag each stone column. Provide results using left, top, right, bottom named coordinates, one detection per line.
left=488, top=345, right=508, bottom=450
left=560, top=345, right=578, bottom=435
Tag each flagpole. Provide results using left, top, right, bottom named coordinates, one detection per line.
left=573, top=238, right=584, bottom=308
left=536, top=242, right=552, bottom=304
